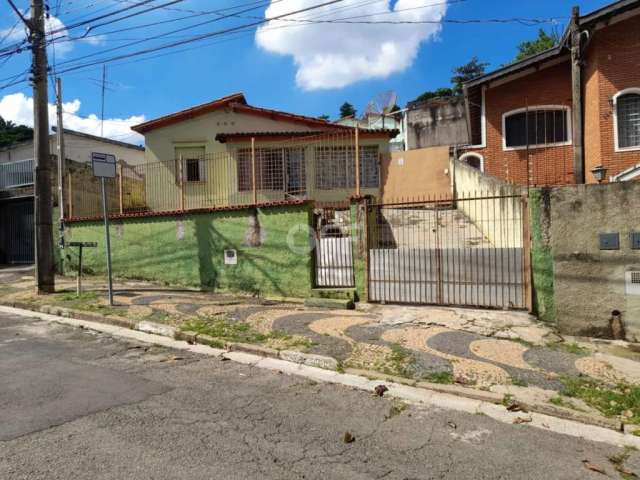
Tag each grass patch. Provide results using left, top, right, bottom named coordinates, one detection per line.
left=511, top=377, right=529, bottom=387
left=387, top=344, right=416, bottom=378
left=560, top=376, right=640, bottom=424
left=181, top=316, right=312, bottom=350
left=422, top=371, right=454, bottom=384
left=51, top=291, right=120, bottom=316
left=551, top=342, right=589, bottom=355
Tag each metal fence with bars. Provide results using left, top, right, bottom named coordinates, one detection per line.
left=366, top=192, right=529, bottom=310
left=0, top=159, right=34, bottom=190
left=313, top=205, right=354, bottom=288
left=65, top=131, right=387, bottom=220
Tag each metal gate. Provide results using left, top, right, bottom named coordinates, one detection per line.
left=0, top=198, right=34, bottom=264
left=367, top=194, right=530, bottom=310
left=313, top=206, right=355, bottom=288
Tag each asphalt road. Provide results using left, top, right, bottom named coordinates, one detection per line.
left=0, top=310, right=634, bottom=480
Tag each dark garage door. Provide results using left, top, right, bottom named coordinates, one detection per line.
left=0, top=198, right=34, bottom=264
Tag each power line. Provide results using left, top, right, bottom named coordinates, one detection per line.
left=52, top=0, right=346, bottom=73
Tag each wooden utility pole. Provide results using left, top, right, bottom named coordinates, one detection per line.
left=31, top=0, right=55, bottom=293
left=570, top=6, right=585, bottom=184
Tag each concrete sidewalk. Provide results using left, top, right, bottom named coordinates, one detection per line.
left=1, top=266, right=639, bottom=432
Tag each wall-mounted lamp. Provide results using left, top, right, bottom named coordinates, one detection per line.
left=591, top=165, right=608, bottom=183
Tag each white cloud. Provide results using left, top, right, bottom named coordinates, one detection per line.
left=0, top=93, right=145, bottom=145
left=255, top=0, right=448, bottom=90
left=0, top=15, right=104, bottom=58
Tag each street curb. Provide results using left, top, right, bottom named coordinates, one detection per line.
left=0, top=303, right=636, bottom=444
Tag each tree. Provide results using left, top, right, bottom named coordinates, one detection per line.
left=451, top=56, right=488, bottom=95
left=412, top=56, right=488, bottom=103
left=413, top=87, right=454, bottom=103
left=0, top=116, right=33, bottom=148
left=339, top=102, right=357, bottom=119
left=318, top=114, right=330, bottom=121
left=514, top=29, right=560, bottom=62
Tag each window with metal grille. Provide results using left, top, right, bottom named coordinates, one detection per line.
left=237, top=147, right=306, bottom=192
left=185, top=158, right=201, bottom=182
left=504, top=108, right=569, bottom=149
left=632, top=271, right=640, bottom=284
left=616, top=93, right=640, bottom=149
left=315, top=146, right=379, bottom=190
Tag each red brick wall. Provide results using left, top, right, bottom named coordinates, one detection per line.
left=463, top=62, right=574, bottom=186
left=584, top=15, right=640, bottom=182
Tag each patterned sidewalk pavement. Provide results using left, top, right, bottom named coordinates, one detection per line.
left=2, top=266, right=640, bottom=426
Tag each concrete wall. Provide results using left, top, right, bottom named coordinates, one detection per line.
left=381, top=146, right=451, bottom=201
left=539, top=182, right=640, bottom=340
left=64, top=203, right=313, bottom=299
left=406, top=98, right=469, bottom=150
left=452, top=159, right=524, bottom=248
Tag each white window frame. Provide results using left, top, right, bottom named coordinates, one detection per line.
left=613, top=88, right=640, bottom=153
left=502, top=105, right=572, bottom=151
left=458, top=152, right=484, bottom=172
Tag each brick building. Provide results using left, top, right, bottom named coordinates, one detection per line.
left=460, top=0, right=640, bottom=186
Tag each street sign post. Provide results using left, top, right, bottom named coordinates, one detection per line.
left=92, top=152, right=116, bottom=305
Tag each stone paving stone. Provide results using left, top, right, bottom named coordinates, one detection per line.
left=273, top=312, right=354, bottom=361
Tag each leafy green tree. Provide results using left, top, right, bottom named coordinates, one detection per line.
left=412, top=56, right=488, bottom=102
left=413, top=87, right=454, bottom=103
left=451, top=56, right=488, bottom=95
left=318, top=114, right=330, bottom=121
left=514, top=29, right=560, bottom=61
left=0, top=116, right=33, bottom=148
left=339, top=102, right=357, bottom=119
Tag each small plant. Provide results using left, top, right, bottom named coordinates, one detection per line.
left=386, top=343, right=416, bottom=378
left=386, top=399, right=408, bottom=419
left=502, top=393, right=514, bottom=407
left=511, top=377, right=528, bottom=387
left=422, top=371, right=454, bottom=384
left=336, top=360, right=345, bottom=374
left=552, top=342, right=589, bottom=355
left=181, top=316, right=312, bottom=350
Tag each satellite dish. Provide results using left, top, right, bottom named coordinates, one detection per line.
left=364, top=90, right=397, bottom=118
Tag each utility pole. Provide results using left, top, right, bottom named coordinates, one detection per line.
left=30, top=0, right=55, bottom=294
left=570, top=5, right=585, bottom=184
left=55, top=78, right=66, bottom=250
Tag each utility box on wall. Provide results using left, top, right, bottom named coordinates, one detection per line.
left=626, top=271, right=640, bottom=296
left=224, top=249, right=237, bottom=265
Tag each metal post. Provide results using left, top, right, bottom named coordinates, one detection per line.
left=55, top=78, right=65, bottom=221
left=251, top=137, right=257, bottom=205
left=118, top=163, right=124, bottom=215
left=178, top=155, right=185, bottom=211
left=67, top=173, right=73, bottom=218
left=101, top=177, right=114, bottom=305
left=76, top=245, right=83, bottom=296
left=355, top=127, right=361, bottom=197
left=31, top=0, right=54, bottom=294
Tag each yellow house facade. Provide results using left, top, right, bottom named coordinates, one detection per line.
left=130, top=93, right=397, bottom=212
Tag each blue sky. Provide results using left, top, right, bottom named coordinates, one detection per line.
left=0, top=0, right=612, bottom=142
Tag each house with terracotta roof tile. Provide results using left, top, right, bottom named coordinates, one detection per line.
left=460, top=0, right=640, bottom=186
left=130, top=93, right=398, bottom=209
